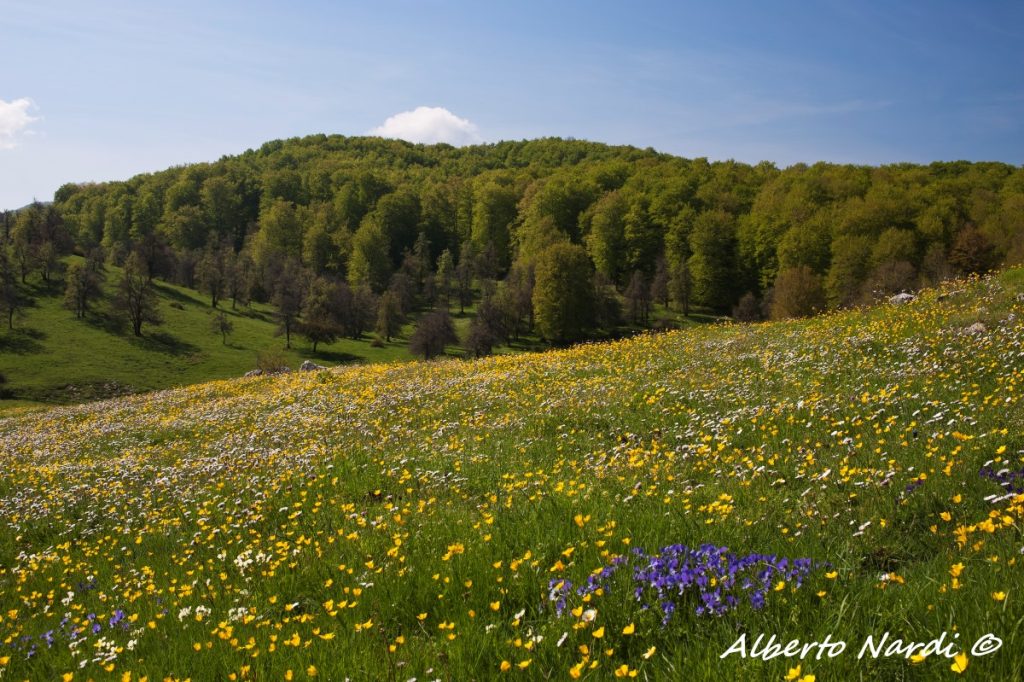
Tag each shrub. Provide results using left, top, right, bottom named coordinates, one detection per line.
left=771, top=266, right=825, bottom=320
left=256, top=348, right=290, bottom=373
left=732, top=292, right=762, bottom=322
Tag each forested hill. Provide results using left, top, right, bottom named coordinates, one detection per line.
left=8, top=135, right=1024, bottom=343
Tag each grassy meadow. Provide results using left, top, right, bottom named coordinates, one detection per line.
left=0, top=258, right=717, bottom=416
left=0, top=258, right=533, bottom=414
left=0, top=270, right=1022, bottom=680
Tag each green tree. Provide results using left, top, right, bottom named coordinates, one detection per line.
left=201, top=176, right=242, bottom=245
left=253, top=199, right=302, bottom=270
left=687, top=209, right=738, bottom=311
left=776, top=215, right=831, bottom=274
left=623, top=194, right=659, bottom=276
left=130, top=185, right=163, bottom=244
left=10, top=208, right=39, bottom=283
left=209, top=310, right=234, bottom=345
left=347, top=218, right=391, bottom=292
left=117, top=252, right=162, bottom=336
left=585, top=191, right=627, bottom=282
left=471, top=180, right=517, bottom=271
left=532, top=242, right=596, bottom=344
left=160, top=205, right=207, bottom=252
left=825, top=235, right=872, bottom=308
left=372, top=189, right=421, bottom=266
left=870, top=228, right=919, bottom=269
left=302, top=222, right=335, bottom=276
left=301, top=277, right=343, bottom=352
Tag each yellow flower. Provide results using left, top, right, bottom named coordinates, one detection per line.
left=490, top=601, right=501, bottom=611
left=592, top=626, right=605, bottom=638
left=951, top=652, right=969, bottom=674
left=992, top=591, right=1006, bottom=601
left=785, top=665, right=802, bottom=681
left=643, top=646, right=657, bottom=659
left=518, top=660, right=532, bottom=669
left=306, top=665, right=318, bottom=677
left=500, top=660, right=512, bottom=672
left=622, top=623, right=635, bottom=635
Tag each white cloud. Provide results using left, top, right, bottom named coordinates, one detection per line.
left=370, top=106, right=481, bottom=145
left=0, top=98, right=38, bottom=149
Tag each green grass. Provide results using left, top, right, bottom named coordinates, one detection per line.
left=1, top=270, right=1023, bottom=680
left=0, top=259, right=714, bottom=412
left=0, top=260, right=424, bottom=410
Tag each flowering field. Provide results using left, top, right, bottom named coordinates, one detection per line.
left=2, top=273, right=1023, bottom=681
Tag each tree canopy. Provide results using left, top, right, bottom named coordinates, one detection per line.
left=33, top=135, right=1024, bottom=338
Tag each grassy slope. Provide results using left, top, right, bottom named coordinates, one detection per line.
left=0, top=260, right=525, bottom=412
left=0, top=260, right=712, bottom=415
left=1, top=271, right=1022, bottom=680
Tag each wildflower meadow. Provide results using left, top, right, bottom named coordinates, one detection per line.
left=1, top=271, right=1022, bottom=681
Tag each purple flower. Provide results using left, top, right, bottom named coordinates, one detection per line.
left=550, top=542, right=822, bottom=623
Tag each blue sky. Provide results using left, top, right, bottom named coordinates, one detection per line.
left=1, top=0, right=1023, bottom=210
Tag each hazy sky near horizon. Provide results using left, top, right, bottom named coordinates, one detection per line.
left=2, top=0, right=1023, bottom=210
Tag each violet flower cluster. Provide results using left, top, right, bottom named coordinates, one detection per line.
left=550, top=543, right=820, bottom=624
left=979, top=465, right=1024, bottom=494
